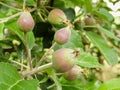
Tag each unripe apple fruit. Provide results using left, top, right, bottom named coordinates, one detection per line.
left=18, top=11, right=35, bottom=32
left=52, top=48, right=76, bottom=72
left=84, top=15, right=95, bottom=25
left=54, top=26, right=71, bottom=44
left=63, top=65, right=81, bottom=81
left=48, top=9, right=67, bottom=26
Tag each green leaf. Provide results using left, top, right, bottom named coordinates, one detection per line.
left=5, top=20, right=35, bottom=49
left=55, top=30, right=83, bottom=49
left=0, top=11, right=7, bottom=18
left=86, top=31, right=118, bottom=65
left=60, top=77, right=100, bottom=90
left=27, top=31, right=35, bottom=49
left=97, top=25, right=120, bottom=41
left=11, top=80, right=38, bottom=90
left=64, top=30, right=83, bottom=48
left=61, top=78, right=86, bottom=90
left=77, top=53, right=102, bottom=68
left=69, top=0, right=84, bottom=7
left=53, top=0, right=66, bottom=8
left=97, top=78, right=120, bottom=90
left=53, top=0, right=84, bottom=8
left=0, top=23, right=4, bottom=40
left=93, top=8, right=114, bottom=22
left=63, top=8, right=75, bottom=22
left=46, top=68, right=62, bottom=90
left=0, top=40, right=12, bottom=49
left=84, top=0, right=93, bottom=12
left=0, top=62, right=39, bottom=90
left=26, top=0, right=35, bottom=6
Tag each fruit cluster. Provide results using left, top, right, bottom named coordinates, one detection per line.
left=48, top=9, right=82, bottom=81
left=17, top=8, right=83, bottom=81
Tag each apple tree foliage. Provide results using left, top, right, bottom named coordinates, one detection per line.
left=0, top=0, right=120, bottom=90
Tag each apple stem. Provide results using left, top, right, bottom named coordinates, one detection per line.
left=37, top=11, right=45, bottom=22
left=35, top=42, right=57, bottom=68
left=23, top=0, right=26, bottom=10
left=0, top=2, right=21, bottom=11
left=0, top=8, right=36, bottom=23
left=84, top=25, right=96, bottom=28
left=24, top=32, right=32, bottom=70
left=22, top=62, right=53, bottom=77
left=9, top=59, right=29, bottom=69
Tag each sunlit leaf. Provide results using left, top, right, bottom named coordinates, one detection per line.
left=77, top=53, right=102, bottom=68
left=97, top=78, right=120, bottom=90
left=93, top=8, right=114, bottom=22
left=86, top=31, right=118, bottom=65
left=97, top=25, right=120, bottom=41
left=60, top=77, right=100, bottom=90
left=84, top=0, right=93, bottom=12
left=0, top=62, right=38, bottom=90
